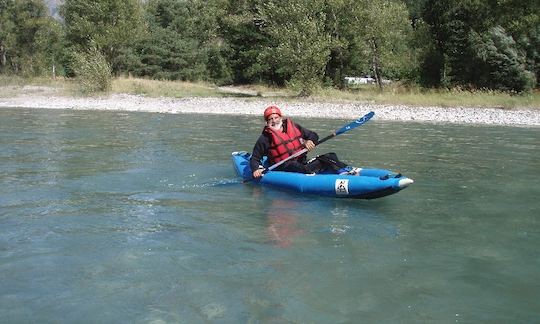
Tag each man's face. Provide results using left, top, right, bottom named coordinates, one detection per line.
left=266, top=114, right=282, bottom=130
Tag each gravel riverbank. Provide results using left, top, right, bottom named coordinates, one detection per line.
left=1, top=92, right=539, bottom=126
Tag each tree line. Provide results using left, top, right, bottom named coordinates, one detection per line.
left=1, top=0, right=538, bottom=94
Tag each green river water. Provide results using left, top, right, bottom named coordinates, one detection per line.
left=1, top=108, right=539, bottom=323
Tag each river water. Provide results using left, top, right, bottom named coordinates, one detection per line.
left=1, top=108, right=539, bottom=323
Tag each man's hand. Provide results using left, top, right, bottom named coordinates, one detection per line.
left=253, top=168, right=264, bottom=179
left=304, top=140, right=316, bottom=151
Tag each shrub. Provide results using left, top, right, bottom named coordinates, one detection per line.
left=471, top=26, right=535, bottom=92
left=71, top=47, right=112, bottom=94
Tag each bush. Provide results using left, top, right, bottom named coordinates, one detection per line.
left=471, top=26, right=535, bottom=92
left=71, top=47, right=112, bottom=94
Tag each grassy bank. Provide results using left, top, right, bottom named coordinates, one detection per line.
left=1, top=75, right=539, bottom=110
left=313, top=86, right=540, bottom=110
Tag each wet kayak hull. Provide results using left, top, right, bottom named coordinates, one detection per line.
left=232, top=151, right=413, bottom=199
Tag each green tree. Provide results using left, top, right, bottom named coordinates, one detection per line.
left=132, top=0, right=232, bottom=83
left=0, top=0, right=16, bottom=72
left=0, top=0, right=60, bottom=76
left=471, top=26, right=535, bottom=92
left=134, top=27, right=206, bottom=81
left=257, top=0, right=332, bottom=95
left=190, top=0, right=232, bottom=84
left=321, top=0, right=354, bottom=89
left=61, top=0, right=145, bottom=74
left=403, top=0, right=428, bottom=22
left=520, top=24, right=540, bottom=85
left=345, top=0, right=414, bottom=90
left=136, top=0, right=204, bottom=80
left=219, top=0, right=273, bottom=84
left=420, top=0, right=538, bottom=90
left=34, top=17, right=65, bottom=77
left=494, top=0, right=540, bottom=87
left=420, top=0, right=449, bottom=87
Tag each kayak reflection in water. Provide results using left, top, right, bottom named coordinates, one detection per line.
left=266, top=199, right=304, bottom=248
left=250, top=105, right=360, bottom=179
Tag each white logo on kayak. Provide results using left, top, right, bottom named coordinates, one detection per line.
left=335, top=179, right=349, bottom=195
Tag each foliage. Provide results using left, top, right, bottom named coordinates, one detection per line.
left=72, top=46, right=112, bottom=94
left=219, top=0, right=272, bottom=84
left=257, top=0, right=332, bottom=95
left=131, top=0, right=232, bottom=84
left=134, top=26, right=207, bottom=81
left=471, top=26, right=535, bottom=92
left=346, top=0, right=415, bottom=89
left=0, top=0, right=16, bottom=73
left=34, top=17, right=65, bottom=77
left=1, top=0, right=539, bottom=94
left=0, top=0, right=62, bottom=76
left=60, top=0, right=146, bottom=74
left=420, top=0, right=538, bottom=91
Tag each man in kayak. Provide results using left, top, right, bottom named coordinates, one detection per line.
left=250, top=105, right=360, bottom=179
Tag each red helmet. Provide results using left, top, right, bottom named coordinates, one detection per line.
left=263, top=105, right=282, bottom=120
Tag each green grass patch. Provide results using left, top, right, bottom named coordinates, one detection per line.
left=111, top=77, right=220, bottom=98
left=312, top=84, right=540, bottom=110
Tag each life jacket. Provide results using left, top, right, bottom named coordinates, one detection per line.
left=264, top=118, right=304, bottom=163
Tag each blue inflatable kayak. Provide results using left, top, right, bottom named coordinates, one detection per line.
left=232, top=151, right=413, bottom=199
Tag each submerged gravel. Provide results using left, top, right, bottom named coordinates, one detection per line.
left=1, top=93, right=538, bottom=126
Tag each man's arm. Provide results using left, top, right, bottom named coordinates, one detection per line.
left=250, top=135, right=268, bottom=171
left=296, top=123, right=319, bottom=144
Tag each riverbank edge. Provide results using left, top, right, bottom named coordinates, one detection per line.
left=1, top=92, right=539, bottom=126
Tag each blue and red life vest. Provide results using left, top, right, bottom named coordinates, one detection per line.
left=265, top=119, right=304, bottom=163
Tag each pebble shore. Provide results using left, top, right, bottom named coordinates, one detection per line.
left=1, top=92, right=539, bottom=126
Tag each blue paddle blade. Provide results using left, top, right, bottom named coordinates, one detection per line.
left=335, top=111, right=375, bottom=136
